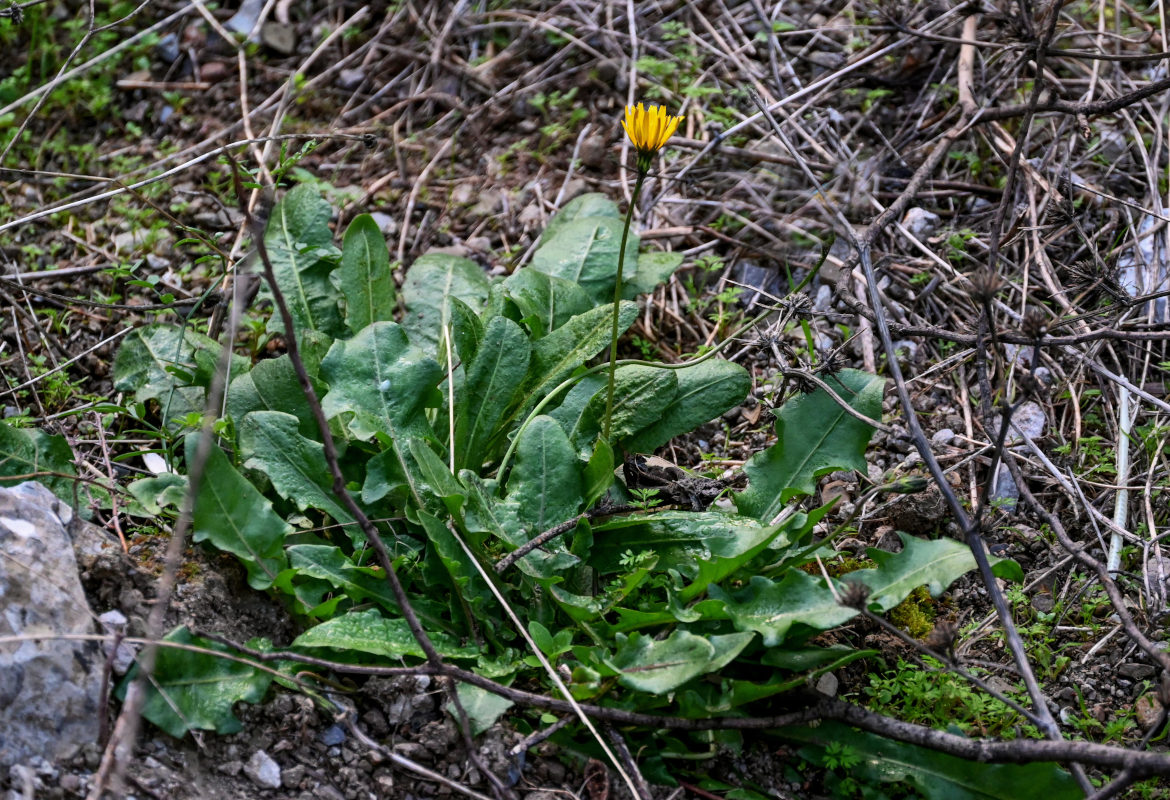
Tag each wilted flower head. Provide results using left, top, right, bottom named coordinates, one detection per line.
left=838, top=580, right=871, bottom=610
left=622, top=103, right=683, bottom=171
left=968, top=269, right=1003, bottom=305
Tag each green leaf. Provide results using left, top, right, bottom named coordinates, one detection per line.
left=263, top=184, right=345, bottom=339
left=595, top=364, right=679, bottom=442
left=118, top=627, right=272, bottom=738
left=453, top=683, right=514, bottom=736
left=780, top=721, right=1081, bottom=800
left=590, top=511, right=786, bottom=578
left=287, top=544, right=396, bottom=606
left=504, top=268, right=594, bottom=336
left=623, top=359, right=750, bottom=453
left=238, top=411, right=355, bottom=534
left=402, top=252, right=490, bottom=354
left=319, top=322, right=441, bottom=507
left=292, top=608, right=476, bottom=660
left=460, top=470, right=580, bottom=577
left=186, top=433, right=290, bottom=589
left=736, top=369, right=883, bottom=522
left=287, top=544, right=449, bottom=630
left=450, top=296, right=485, bottom=366
left=114, top=324, right=245, bottom=429
left=607, top=630, right=754, bottom=694
left=582, top=438, right=615, bottom=507
left=0, top=423, right=78, bottom=503
left=455, top=316, right=531, bottom=470
left=126, top=472, right=188, bottom=517
left=848, top=532, right=1018, bottom=612
left=541, top=193, right=621, bottom=242
left=548, top=374, right=606, bottom=451
left=625, top=250, right=684, bottom=298
left=226, top=352, right=328, bottom=441
left=417, top=509, right=495, bottom=622
left=679, top=514, right=801, bottom=602
left=531, top=215, right=637, bottom=304
left=710, top=572, right=857, bottom=647
left=336, top=213, right=395, bottom=332
left=516, top=301, right=639, bottom=427
left=507, top=416, right=581, bottom=531
left=552, top=365, right=678, bottom=456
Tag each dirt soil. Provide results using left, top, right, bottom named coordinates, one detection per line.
left=3, top=0, right=1170, bottom=798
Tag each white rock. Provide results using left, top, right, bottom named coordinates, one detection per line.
left=0, top=483, right=102, bottom=768
left=901, top=207, right=941, bottom=239
left=244, top=750, right=281, bottom=790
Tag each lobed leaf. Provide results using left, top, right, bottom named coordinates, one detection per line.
left=318, top=322, right=441, bottom=507
left=454, top=316, right=531, bottom=470
left=263, top=184, right=345, bottom=339
left=118, top=627, right=273, bottom=739
left=402, top=252, right=490, bottom=354
left=735, top=368, right=884, bottom=522
left=186, top=432, right=290, bottom=589
left=780, top=721, right=1081, bottom=800
left=622, top=359, right=750, bottom=453
left=292, top=608, right=476, bottom=660
left=0, top=422, right=78, bottom=503
left=238, top=410, right=355, bottom=536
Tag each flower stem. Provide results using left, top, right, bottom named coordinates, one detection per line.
left=602, top=169, right=647, bottom=443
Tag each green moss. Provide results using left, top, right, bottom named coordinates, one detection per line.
left=888, top=585, right=937, bottom=638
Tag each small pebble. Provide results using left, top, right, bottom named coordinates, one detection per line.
left=244, top=750, right=281, bottom=790
left=320, top=725, right=347, bottom=746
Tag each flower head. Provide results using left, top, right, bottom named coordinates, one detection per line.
left=622, top=103, right=683, bottom=171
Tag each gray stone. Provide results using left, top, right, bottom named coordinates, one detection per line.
left=1008, top=401, right=1046, bottom=443
left=320, top=724, right=346, bottom=746
left=814, top=283, right=833, bottom=312
left=244, top=749, right=282, bottom=790
left=1118, top=663, right=1156, bottom=681
left=1030, top=593, right=1054, bottom=613
left=225, top=0, right=263, bottom=35
left=989, top=464, right=1019, bottom=512
left=336, top=69, right=365, bottom=91
left=901, top=207, right=941, bottom=239
left=261, top=22, right=296, bottom=55
left=890, top=340, right=918, bottom=364
left=815, top=672, right=839, bottom=697
left=368, top=212, right=397, bottom=236
left=471, top=190, right=504, bottom=218
left=282, top=763, right=306, bottom=789
left=931, top=428, right=955, bottom=446
left=154, top=32, right=180, bottom=64
left=732, top=260, right=782, bottom=309
left=97, top=610, right=137, bottom=675
left=0, top=483, right=102, bottom=769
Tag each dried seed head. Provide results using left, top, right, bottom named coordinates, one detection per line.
left=816, top=350, right=848, bottom=377
left=790, top=365, right=819, bottom=395
left=1021, top=308, right=1049, bottom=340
left=968, top=269, right=1003, bottom=304
left=924, top=620, right=959, bottom=657
left=786, top=293, right=813, bottom=316
left=1016, top=369, right=1045, bottom=399
left=839, top=580, right=871, bottom=610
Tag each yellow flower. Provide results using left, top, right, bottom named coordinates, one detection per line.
left=622, top=103, right=683, bottom=169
